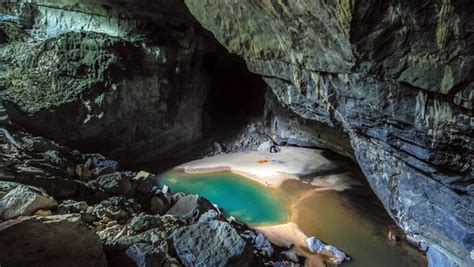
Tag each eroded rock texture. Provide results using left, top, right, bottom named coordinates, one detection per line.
left=0, top=1, right=225, bottom=168
left=184, top=1, right=474, bottom=266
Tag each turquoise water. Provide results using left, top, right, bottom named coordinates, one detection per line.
left=158, top=170, right=425, bottom=266
left=158, top=171, right=289, bottom=225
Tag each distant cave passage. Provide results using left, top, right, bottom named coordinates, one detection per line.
left=202, top=52, right=267, bottom=130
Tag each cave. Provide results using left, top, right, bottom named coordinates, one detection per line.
left=202, top=51, right=266, bottom=132
left=0, top=1, right=472, bottom=267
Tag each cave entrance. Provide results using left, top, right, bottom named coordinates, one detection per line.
left=202, top=52, right=267, bottom=135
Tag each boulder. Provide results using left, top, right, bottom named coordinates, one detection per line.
left=132, top=171, right=156, bottom=194
left=170, top=220, right=253, bottom=267
left=96, top=160, right=119, bottom=171
left=166, top=194, right=215, bottom=224
left=150, top=196, right=165, bottom=215
left=0, top=184, right=57, bottom=220
left=57, top=199, right=88, bottom=214
left=305, top=237, right=349, bottom=265
left=43, top=150, right=68, bottom=168
left=98, top=172, right=132, bottom=196
left=254, top=233, right=274, bottom=257
left=22, top=136, right=59, bottom=153
left=130, top=213, right=179, bottom=233
left=125, top=242, right=179, bottom=267
left=76, top=164, right=92, bottom=180
left=0, top=214, right=106, bottom=266
left=257, top=141, right=280, bottom=153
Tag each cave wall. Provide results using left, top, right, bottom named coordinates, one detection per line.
left=183, top=0, right=474, bottom=266
left=0, top=1, right=231, bottom=168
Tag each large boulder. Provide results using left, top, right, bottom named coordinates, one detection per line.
left=170, top=220, right=253, bottom=267
left=0, top=184, right=57, bottom=220
left=0, top=214, right=107, bottom=266
left=166, top=194, right=215, bottom=224
left=98, top=172, right=132, bottom=196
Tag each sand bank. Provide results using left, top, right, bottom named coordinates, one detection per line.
left=178, top=147, right=346, bottom=188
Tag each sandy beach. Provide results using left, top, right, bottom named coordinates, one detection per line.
left=174, top=147, right=356, bottom=266
left=178, top=146, right=357, bottom=190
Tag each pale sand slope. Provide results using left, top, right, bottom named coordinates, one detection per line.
left=176, top=147, right=356, bottom=266
left=179, top=146, right=341, bottom=188
left=256, top=223, right=325, bottom=267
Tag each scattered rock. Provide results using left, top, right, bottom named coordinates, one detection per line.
left=254, top=233, right=274, bottom=257
left=43, top=150, right=68, bottom=168
left=282, top=250, right=300, bottom=263
left=22, top=136, right=59, bottom=153
left=125, top=242, right=178, bottom=267
left=150, top=196, right=165, bottom=215
left=132, top=171, right=155, bottom=194
left=93, top=166, right=116, bottom=177
left=166, top=194, right=215, bottom=224
left=76, top=164, right=92, bottom=180
left=305, top=237, right=349, bottom=265
left=0, top=184, right=57, bottom=220
left=198, top=209, right=220, bottom=223
left=96, top=160, right=119, bottom=171
left=98, top=172, right=132, bottom=196
left=130, top=213, right=177, bottom=233
left=171, top=220, right=253, bottom=267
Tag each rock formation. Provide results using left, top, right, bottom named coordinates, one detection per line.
left=1, top=1, right=472, bottom=266
left=183, top=1, right=474, bottom=266
left=0, top=129, right=302, bottom=266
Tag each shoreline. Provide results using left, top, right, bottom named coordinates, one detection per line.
left=173, top=147, right=344, bottom=266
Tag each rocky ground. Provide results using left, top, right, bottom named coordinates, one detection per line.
left=0, top=125, right=305, bottom=267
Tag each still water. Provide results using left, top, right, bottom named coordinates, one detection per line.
left=158, top=170, right=426, bottom=267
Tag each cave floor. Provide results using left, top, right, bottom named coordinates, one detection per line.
left=163, top=147, right=427, bottom=267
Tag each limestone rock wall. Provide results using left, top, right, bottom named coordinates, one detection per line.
left=0, top=1, right=219, bottom=167
left=183, top=0, right=474, bottom=266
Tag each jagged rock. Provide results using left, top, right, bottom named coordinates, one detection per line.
left=84, top=154, right=107, bottom=170
left=76, top=164, right=92, bottom=180
left=130, top=213, right=178, bottom=233
left=254, top=233, right=274, bottom=257
left=96, top=160, right=119, bottom=171
left=43, top=149, right=68, bottom=168
left=198, top=209, right=219, bottom=223
left=166, top=194, right=215, bottom=224
left=149, top=196, right=165, bottom=215
left=170, top=220, right=253, bottom=267
left=125, top=242, right=179, bottom=267
left=93, top=199, right=130, bottom=223
left=93, top=166, right=116, bottom=177
left=282, top=250, right=299, bottom=263
left=98, top=172, right=132, bottom=196
left=0, top=214, right=106, bottom=266
left=57, top=199, right=88, bottom=214
left=132, top=171, right=156, bottom=194
left=0, top=184, right=57, bottom=220
left=22, top=136, right=59, bottom=153
left=257, top=140, right=280, bottom=154
left=305, top=237, right=348, bottom=265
